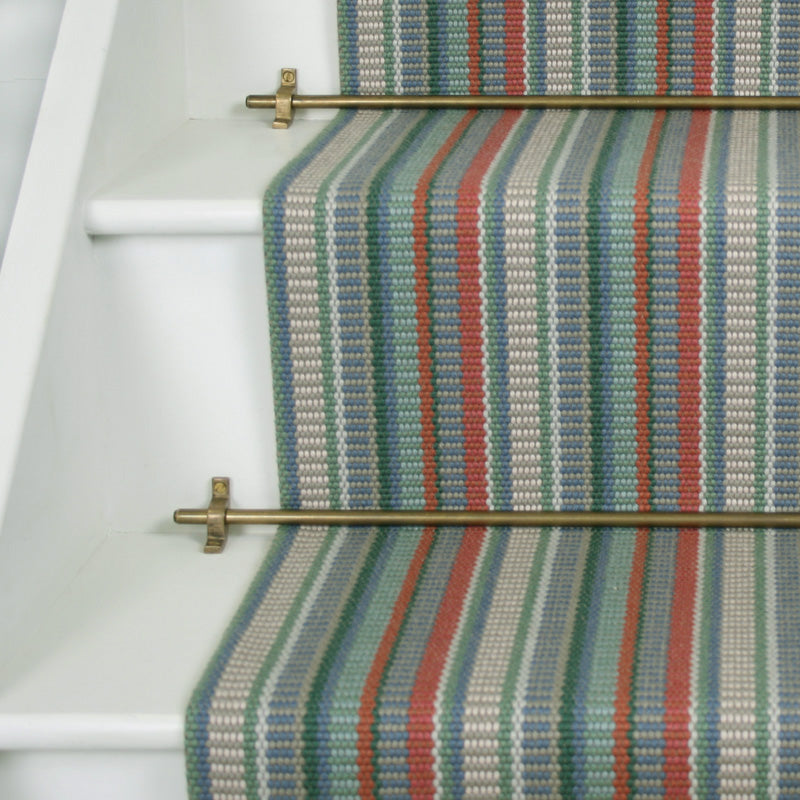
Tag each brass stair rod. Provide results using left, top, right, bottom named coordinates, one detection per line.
left=175, top=507, right=800, bottom=529
left=251, top=69, right=800, bottom=128
left=246, top=93, right=800, bottom=111
left=176, top=479, right=800, bottom=553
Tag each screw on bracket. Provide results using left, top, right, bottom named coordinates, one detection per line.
left=273, top=68, right=297, bottom=129
left=204, top=477, right=230, bottom=553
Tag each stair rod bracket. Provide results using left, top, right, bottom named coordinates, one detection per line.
left=202, top=477, right=230, bottom=553
left=246, top=69, right=800, bottom=130
left=174, top=478, right=800, bottom=552
left=272, top=68, right=297, bottom=129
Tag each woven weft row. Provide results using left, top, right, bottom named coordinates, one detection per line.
left=185, top=107, right=800, bottom=797
left=338, top=0, right=800, bottom=96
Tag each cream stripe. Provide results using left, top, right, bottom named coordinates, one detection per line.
left=718, top=532, right=758, bottom=795
left=460, top=532, right=542, bottom=797
left=285, top=114, right=382, bottom=507
left=733, top=0, right=762, bottom=94
left=357, top=0, right=387, bottom=92
left=724, top=112, right=760, bottom=510
left=765, top=111, right=778, bottom=512
left=502, top=111, right=571, bottom=509
left=545, top=0, right=573, bottom=93
left=765, top=532, right=780, bottom=794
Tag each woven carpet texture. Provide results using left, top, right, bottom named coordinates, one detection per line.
left=185, top=106, right=800, bottom=797
left=186, top=2, right=800, bottom=796
left=338, top=0, right=800, bottom=96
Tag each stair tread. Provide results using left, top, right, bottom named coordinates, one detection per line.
left=85, top=118, right=331, bottom=236
left=0, top=529, right=273, bottom=749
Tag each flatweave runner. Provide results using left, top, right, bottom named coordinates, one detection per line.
left=184, top=106, right=800, bottom=797
left=187, top=525, right=799, bottom=797
left=338, top=0, right=800, bottom=96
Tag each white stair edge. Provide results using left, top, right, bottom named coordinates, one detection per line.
left=0, top=529, right=275, bottom=750
left=85, top=117, right=334, bottom=236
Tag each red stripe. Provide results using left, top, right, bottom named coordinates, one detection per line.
left=468, top=0, right=481, bottom=93
left=664, top=529, right=700, bottom=797
left=413, top=112, right=477, bottom=509
left=356, top=529, right=435, bottom=797
left=612, top=530, right=649, bottom=799
left=661, top=110, right=708, bottom=798
left=693, top=0, right=714, bottom=94
left=504, top=1, right=527, bottom=94
left=407, top=528, right=486, bottom=795
left=633, top=111, right=664, bottom=512
left=457, top=111, right=520, bottom=508
left=676, top=111, right=709, bottom=511
left=656, top=0, right=669, bottom=94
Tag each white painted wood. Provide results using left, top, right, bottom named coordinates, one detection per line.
left=184, top=0, right=339, bottom=119
left=0, top=750, right=187, bottom=800
left=94, top=234, right=280, bottom=534
left=0, top=0, right=337, bottom=794
left=0, top=0, right=187, bottom=650
left=86, top=119, right=333, bottom=235
left=0, top=530, right=273, bottom=750
left=0, top=0, right=66, bottom=259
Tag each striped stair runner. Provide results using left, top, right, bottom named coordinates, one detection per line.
left=338, top=0, right=800, bottom=97
left=185, top=106, right=800, bottom=797
left=186, top=2, right=800, bottom=797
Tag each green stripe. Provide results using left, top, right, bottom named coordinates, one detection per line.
left=582, top=532, right=639, bottom=795
left=587, top=112, right=626, bottom=510
left=366, top=112, right=437, bottom=507
left=557, top=533, right=602, bottom=795
left=607, top=111, right=655, bottom=508
left=300, top=531, right=385, bottom=795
